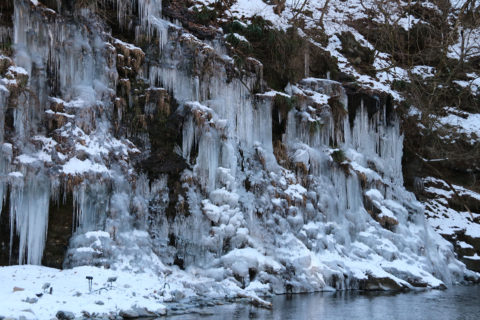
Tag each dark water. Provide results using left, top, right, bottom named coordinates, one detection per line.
left=167, top=286, right=480, bottom=320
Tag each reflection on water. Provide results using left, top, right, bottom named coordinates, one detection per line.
left=167, top=285, right=480, bottom=320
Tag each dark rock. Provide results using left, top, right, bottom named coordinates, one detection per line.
left=338, top=31, right=374, bottom=74
left=119, top=309, right=139, bottom=319
left=120, top=305, right=166, bottom=318
left=41, top=195, right=74, bottom=269
left=462, top=256, right=480, bottom=272
left=56, top=311, right=75, bottom=320
left=361, top=275, right=406, bottom=291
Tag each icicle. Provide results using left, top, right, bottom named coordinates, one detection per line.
left=195, top=130, right=220, bottom=192
left=0, top=85, right=8, bottom=144
left=122, top=0, right=169, bottom=50
left=14, top=0, right=116, bottom=111
left=0, top=143, right=12, bottom=217
left=9, top=174, right=50, bottom=265
left=182, top=114, right=195, bottom=164
left=0, top=26, right=12, bottom=45
left=73, top=182, right=110, bottom=233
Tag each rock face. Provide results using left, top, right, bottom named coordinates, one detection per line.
left=0, top=0, right=477, bottom=299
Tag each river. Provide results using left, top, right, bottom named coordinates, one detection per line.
left=167, top=285, right=480, bottom=320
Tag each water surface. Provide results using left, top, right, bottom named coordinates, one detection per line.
left=167, top=286, right=480, bottom=320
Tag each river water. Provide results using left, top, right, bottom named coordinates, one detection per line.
left=167, top=285, right=480, bottom=320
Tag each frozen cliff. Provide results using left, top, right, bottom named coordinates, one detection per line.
left=0, top=0, right=479, bottom=318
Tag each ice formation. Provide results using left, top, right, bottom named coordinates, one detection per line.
left=0, top=0, right=476, bottom=306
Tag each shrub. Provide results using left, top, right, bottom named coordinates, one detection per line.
left=223, top=17, right=308, bottom=90
left=193, top=5, right=218, bottom=26
left=331, top=149, right=346, bottom=163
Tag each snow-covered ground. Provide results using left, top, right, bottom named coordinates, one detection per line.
left=424, top=177, right=480, bottom=239
left=0, top=265, right=168, bottom=319
left=0, top=263, right=278, bottom=319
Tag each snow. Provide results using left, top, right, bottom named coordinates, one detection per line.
left=464, top=254, right=480, bottom=261
left=222, top=248, right=283, bottom=275
left=0, top=265, right=168, bottom=319
left=411, top=65, right=436, bottom=79
left=448, top=27, right=480, bottom=61
left=454, top=75, right=480, bottom=95
left=438, top=111, right=480, bottom=141
left=457, top=241, right=473, bottom=249
left=378, top=206, right=396, bottom=220
left=365, top=189, right=384, bottom=202
left=258, top=90, right=291, bottom=98
left=284, top=184, right=307, bottom=202
left=350, top=161, right=382, bottom=182
left=450, top=0, right=471, bottom=9
left=7, top=66, right=28, bottom=75
left=16, top=151, right=52, bottom=164
left=62, top=157, right=110, bottom=175
left=229, top=0, right=277, bottom=23
left=16, top=154, right=38, bottom=164
left=113, top=38, right=143, bottom=52
left=8, top=172, right=23, bottom=178
left=45, top=109, right=75, bottom=118
left=225, top=33, right=249, bottom=43
left=85, top=231, right=110, bottom=239
left=423, top=177, right=480, bottom=239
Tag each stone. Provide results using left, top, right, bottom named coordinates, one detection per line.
left=361, top=275, right=406, bottom=291
left=95, top=300, right=104, bottom=305
left=170, top=289, right=185, bottom=301
left=24, top=297, right=38, bottom=304
left=462, top=256, right=480, bottom=272
left=119, top=309, right=139, bottom=319
left=134, top=307, right=157, bottom=318
left=0, top=56, right=13, bottom=74
left=119, top=306, right=161, bottom=319
left=55, top=311, right=75, bottom=320
left=155, top=305, right=167, bottom=316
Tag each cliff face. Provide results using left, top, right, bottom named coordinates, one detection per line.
left=0, top=0, right=478, bottom=301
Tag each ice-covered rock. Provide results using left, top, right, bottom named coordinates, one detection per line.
left=0, top=1, right=477, bottom=318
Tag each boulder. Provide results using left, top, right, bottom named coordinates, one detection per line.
left=55, top=311, right=75, bottom=320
